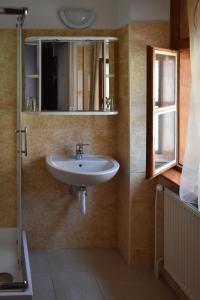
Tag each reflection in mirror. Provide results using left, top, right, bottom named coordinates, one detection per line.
left=25, top=38, right=117, bottom=113
left=42, top=41, right=105, bottom=111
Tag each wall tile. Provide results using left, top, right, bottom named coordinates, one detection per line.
left=129, top=21, right=169, bottom=266
left=0, top=30, right=17, bottom=227
left=0, top=27, right=119, bottom=249
left=23, top=63, right=118, bottom=249
left=117, top=25, right=131, bottom=263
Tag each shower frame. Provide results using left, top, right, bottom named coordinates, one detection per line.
left=0, top=7, right=32, bottom=298
left=0, top=4, right=28, bottom=265
left=16, top=8, right=28, bottom=266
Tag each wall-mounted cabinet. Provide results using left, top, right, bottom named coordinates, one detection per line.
left=25, top=36, right=118, bottom=115
left=170, top=0, right=189, bottom=49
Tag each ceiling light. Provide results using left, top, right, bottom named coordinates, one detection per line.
left=58, top=8, right=96, bottom=29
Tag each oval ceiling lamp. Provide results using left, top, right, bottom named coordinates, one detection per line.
left=58, top=8, right=96, bottom=29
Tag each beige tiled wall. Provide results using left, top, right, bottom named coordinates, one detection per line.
left=22, top=29, right=119, bottom=249
left=0, top=25, right=169, bottom=262
left=117, top=25, right=131, bottom=261
left=129, top=22, right=169, bottom=265
left=23, top=114, right=118, bottom=248
left=0, top=28, right=118, bottom=249
left=117, top=22, right=169, bottom=265
left=0, top=30, right=17, bottom=228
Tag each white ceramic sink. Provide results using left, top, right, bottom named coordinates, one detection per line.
left=46, top=155, right=120, bottom=186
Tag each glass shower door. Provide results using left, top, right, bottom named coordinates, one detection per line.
left=0, top=28, right=20, bottom=286
left=16, top=16, right=25, bottom=265
left=0, top=8, right=29, bottom=291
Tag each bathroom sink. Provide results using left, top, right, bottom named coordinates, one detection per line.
left=46, top=155, right=120, bottom=186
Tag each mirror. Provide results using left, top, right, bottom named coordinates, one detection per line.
left=25, top=38, right=117, bottom=113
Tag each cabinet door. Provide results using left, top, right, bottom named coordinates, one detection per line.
left=146, top=46, right=178, bottom=178
left=170, top=0, right=189, bottom=49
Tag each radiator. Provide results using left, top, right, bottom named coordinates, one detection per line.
left=164, top=188, right=200, bottom=300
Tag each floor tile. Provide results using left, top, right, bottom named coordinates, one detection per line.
left=47, top=248, right=130, bottom=273
left=146, top=279, right=179, bottom=300
left=102, top=286, right=179, bottom=300
left=32, top=273, right=56, bottom=300
left=82, top=249, right=130, bottom=273
left=95, top=268, right=179, bottom=300
left=47, top=249, right=91, bottom=272
left=30, top=250, right=49, bottom=274
left=94, top=267, right=153, bottom=290
left=103, top=289, right=152, bottom=300
left=52, top=271, right=104, bottom=300
left=30, top=249, right=179, bottom=300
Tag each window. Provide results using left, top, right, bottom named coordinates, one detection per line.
left=146, top=46, right=191, bottom=178
left=146, top=47, right=178, bottom=178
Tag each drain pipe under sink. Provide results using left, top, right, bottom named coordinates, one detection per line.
left=77, top=186, right=87, bottom=215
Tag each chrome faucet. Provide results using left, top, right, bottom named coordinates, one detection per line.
left=75, top=143, right=89, bottom=160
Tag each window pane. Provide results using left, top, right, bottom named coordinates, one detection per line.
left=155, top=111, right=176, bottom=171
left=154, top=52, right=176, bottom=107
left=146, top=46, right=178, bottom=179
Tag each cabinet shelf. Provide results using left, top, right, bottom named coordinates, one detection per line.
left=23, top=111, right=118, bottom=116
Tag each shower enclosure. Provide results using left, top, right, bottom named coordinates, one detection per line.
left=0, top=7, right=32, bottom=299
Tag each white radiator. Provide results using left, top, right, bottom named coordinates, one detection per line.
left=164, top=188, right=200, bottom=300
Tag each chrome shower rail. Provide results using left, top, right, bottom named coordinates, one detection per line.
left=0, top=7, right=28, bottom=25
left=0, top=7, right=28, bottom=15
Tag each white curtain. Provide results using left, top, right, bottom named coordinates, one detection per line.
left=180, top=0, right=200, bottom=210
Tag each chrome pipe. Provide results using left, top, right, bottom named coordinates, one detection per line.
left=77, top=186, right=87, bottom=215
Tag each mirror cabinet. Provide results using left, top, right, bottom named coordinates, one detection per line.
left=25, top=36, right=118, bottom=114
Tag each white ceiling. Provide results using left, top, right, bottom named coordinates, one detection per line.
left=0, top=0, right=170, bottom=29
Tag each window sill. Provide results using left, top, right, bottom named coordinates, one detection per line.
left=159, top=167, right=181, bottom=193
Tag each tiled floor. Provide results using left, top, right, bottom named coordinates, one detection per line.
left=30, top=249, right=179, bottom=300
